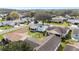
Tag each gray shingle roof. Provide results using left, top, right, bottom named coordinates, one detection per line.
left=0, top=23, right=3, bottom=26
left=68, top=19, right=79, bottom=23
left=47, top=26, right=69, bottom=37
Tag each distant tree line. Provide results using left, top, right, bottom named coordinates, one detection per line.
left=5, top=9, right=79, bottom=21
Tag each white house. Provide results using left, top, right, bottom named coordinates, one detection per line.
left=72, top=28, right=79, bottom=41
left=50, top=16, right=67, bottom=23
left=67, top=19, right=79, bottom=24
left=29, top=22, right=48, bottom=32
left=0, top=21, right=15, bottom=27
left=69, top=25, right=79, bottom=30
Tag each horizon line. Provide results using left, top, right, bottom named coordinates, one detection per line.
left=1, top=7, right=79, bottom=10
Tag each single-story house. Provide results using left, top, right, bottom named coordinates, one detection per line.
left=47, top=26, right=70, bottom=37
left=0, top=16, right=2, bottom=19
left=69, top=25, right=79, bottom=30
left=65, top=14, right=71, bottom=19
left=67, top=19, right=79, bottom=24
left=0, top=21, right=15, bottom=27
left=0, top=23, right=3, bottom=26
left=64, top=43, right=79, bottom=51
left=26, top=17, right=35, bottom=21
left=50, top=16, right=67, bottom=23
left=34, top=35, right=61, bottom=51
left=0, top=14, right=7, bottom=17
left=29, top=22, right=48, bottom=32
left=7, top=21, right=15, bottom=26
left=71, top=28, right=79, bottom=41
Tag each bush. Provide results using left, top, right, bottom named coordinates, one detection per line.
left=2, top=41, right=33, bottom=51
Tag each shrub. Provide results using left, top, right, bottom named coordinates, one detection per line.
left=2, top=41, right=33, bottom=51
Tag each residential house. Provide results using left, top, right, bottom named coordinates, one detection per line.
left=29, top=22, right=48, bottom=32
left=0, top=21, right=15, bottom=27
left=0, top=23, right=3, bottom=26
left=65, top=14, right=71, bottom=19
left=67, top=19, right=79, bottom=24
left=47, top=26, right=70, bottom=37
left=50, top=16, right=67, bottom=23
left=69, top=25, right=79, bottom=30
left=0, top=16, right=2, bottom=19
left=71, top=28, right=79, bottom=41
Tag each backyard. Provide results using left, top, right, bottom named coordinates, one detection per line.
left=27, top=31, right=46, bottom=42
left=46, top=21, right=70, bottom=27
left=0, top=35, right=4, bottom=41
left=0, top=19, right=5, bottom=22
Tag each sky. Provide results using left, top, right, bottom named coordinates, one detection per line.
left=0, top=0, right=79, bottom=10
left=3, top=7, right=79, bottom=10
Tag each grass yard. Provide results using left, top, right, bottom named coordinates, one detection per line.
left=58, top=39, right=77, bottom=51
left=46, top=21, right=70, bottom=27
left=0, top=35, right=4, bottom=41
left=0, top=19, right=5, bottom=22
left=28, top=31, right=46, bottom=42
left=0, top=25, right=13, bottom=30
left=57, top=42, right=66, bottom=51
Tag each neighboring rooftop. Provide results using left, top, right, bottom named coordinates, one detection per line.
left=68, top=19, right=79, bottom=24
left=64, top=43, right=79, bottom=51
left=47, top=26, right=69, bottom=37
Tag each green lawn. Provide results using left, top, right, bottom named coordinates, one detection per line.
left=0, top=19, right=5, bottom=22
left=58, top=39, right=77, bottom=51
left=28, top=31, right=45, bottom=42
left=0, top=35, right=4, bottom=41
left=0, top=26, right=13, bottom=30
left=57, top=42, right=66, bottom=51
left=46, top=21, right=70, bottom=27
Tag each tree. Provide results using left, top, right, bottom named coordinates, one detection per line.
left=62, top=30, right=72, bottom=42
left=7, top=11, right=19, bottom=20
left=25, top=12, right=35, bottom=17
left=2, top=41, right=33, bottom=51
left=34, top=12, right=52, bottom=23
